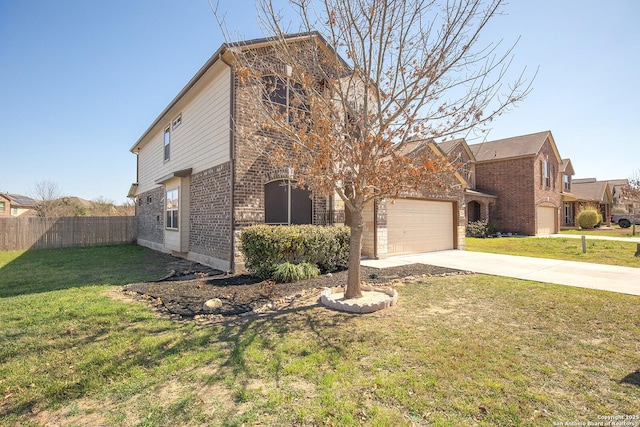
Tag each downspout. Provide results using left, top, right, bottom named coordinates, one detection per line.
left=373, top=198, right=379, bottom=259
left=220, top=51, right=236, bottom=273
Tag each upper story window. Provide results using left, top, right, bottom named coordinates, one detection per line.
left=11, top=207, right=18, bottom=215
left=164, top=126, right=171, bottom=162
left=263, top=75, right=310, bottom=126
left=172, top=114, right=182, bottom=130
left=543, top=160, right=550, bottom=188
left=166, top=188, right=179, bottom=230
left=264, top=180, right=312, bottom=225
left=0, top=202, right=5, bottom=213
left=563, top=174, right=570, bottom=191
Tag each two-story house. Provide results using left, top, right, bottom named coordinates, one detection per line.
left=129, top=32, right=466, bottom=271
left=0, top=193, right=37, bottom=217
left=467, top=130, right=563, bottom=236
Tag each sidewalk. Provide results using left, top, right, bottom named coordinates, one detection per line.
left=361, top=250, right=640, bottom=297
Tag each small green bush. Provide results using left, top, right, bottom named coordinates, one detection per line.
left=240, top=224, right=350, bottom=279
left=577, top=209, right=601, bottom=229
left=467, top=220, right=491, bottom=238
left=272, top=261, right=320, bottom=283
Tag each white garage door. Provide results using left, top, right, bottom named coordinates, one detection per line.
left=536, top=206, right=556, bottom=235
left=387, top=199, right=454, bottom=256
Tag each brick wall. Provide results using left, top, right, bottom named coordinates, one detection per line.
left=475, top=139, right=562, bottom=235
left=136, top=186, right=164, bottom=244
left=189, top=162, right=232, bottom=262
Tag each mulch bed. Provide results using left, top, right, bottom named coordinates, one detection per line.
left=123, top=260, right=469, bottom=321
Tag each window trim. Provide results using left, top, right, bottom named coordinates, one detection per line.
left=165, top=187, right=179, bottom=230
left=172, top=114, right=182, bottom=130
left=543, top=160, right=550, bottom=188
left=163, top=126, right=171, bottom=162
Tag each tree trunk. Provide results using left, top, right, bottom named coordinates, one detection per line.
left=345, top=208, right=363, bottom=299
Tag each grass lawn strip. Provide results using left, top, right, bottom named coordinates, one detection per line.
left=1, top=246, right=639, bottom=426
left=466, top=236, right=640, bottom=268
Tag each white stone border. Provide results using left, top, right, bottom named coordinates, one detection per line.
left=320, top=284, right=398, bottom=313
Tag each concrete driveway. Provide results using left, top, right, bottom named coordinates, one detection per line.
left=361, top=250, right=640, bottom=296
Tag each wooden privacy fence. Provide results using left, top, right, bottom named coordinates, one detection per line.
left=0, top=216, right=137, bottom=251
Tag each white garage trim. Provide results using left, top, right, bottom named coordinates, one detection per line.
left=536, top=206, right=557, bottom=235
left=386, top=199, right=455, bottom=256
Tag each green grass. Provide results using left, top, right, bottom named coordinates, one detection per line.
left=560, top=226, right=640, bottom=238
left=1, top=246, right=639, bottom=425
left=466, top=236, right=640, bottom=268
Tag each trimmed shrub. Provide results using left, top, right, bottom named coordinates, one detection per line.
left=272, top=261, right=320, bottom=283
left=467, top=220, right=490, bottom=238
left=577, top=209, right=601, bottom=229
left=240, top=225, right=350, bottom=279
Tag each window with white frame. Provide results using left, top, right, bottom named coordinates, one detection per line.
left=166, top=188, right=179, bottom=230
left=172, top=114, right=182, bottom=130
left=0, top=202, right=5, bottom=213
left=164, top=126, right=171, bottom=162
left=543, top=160, right=550, bottom=188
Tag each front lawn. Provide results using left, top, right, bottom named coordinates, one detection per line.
left=466, top=236, right=640, bottom=268
left=1, top=246, right=639, bottom=426
left=560, top=226, right=640, bottom=238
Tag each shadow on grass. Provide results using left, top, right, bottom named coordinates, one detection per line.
left=0, top=245, right=173, bottom=298
left=621, top=370, right=640, bottom=387
left=212, top=304, right=355, bottom=409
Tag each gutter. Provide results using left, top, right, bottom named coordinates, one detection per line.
left=219, top=52, right=236, bottom=273
left=373, top=199, right=379, bottom=259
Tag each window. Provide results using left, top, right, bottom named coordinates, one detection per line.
left=0, top=202, right=5, bottom=213
left=166, top=188, right=179, bottom=230
left=264, top=180, right=312, bottom=225
left=11, top=207, right=18, bottom=215
left=172, top=114, right=182, bottom=130
left=543, top=160, right=550, bottom=188
left=263, top=75, right=309, bottom=125
left=563, top=174, right=570, bottom=191
left=147, top=195, right=152, bottom=205
left=164, top=126, right=171, bottom=162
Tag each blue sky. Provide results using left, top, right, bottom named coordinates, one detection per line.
left=1, top=0, right=638, bottom=203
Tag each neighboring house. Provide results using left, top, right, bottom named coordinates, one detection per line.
left=468, top=130, right=563, bottom=236
left=570, top=178, right=613, bottom=225
left=129, top=33, right=466, bottom=272
left=437, top=138, right=497, bottom=224
left=608, top=179, right=631, bottom=213
left=560, top=158, right=577, bottom=227
left=0, top=193, right=37, bottom=217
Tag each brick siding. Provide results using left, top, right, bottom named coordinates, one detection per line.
left=135, top=186, right=165, bottom=244
left=475, top=139, right=561, bottom=235
left=189, top=162, right=232, bottom=262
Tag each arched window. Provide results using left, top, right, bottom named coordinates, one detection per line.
left=264, top=180, right=312, bottom=225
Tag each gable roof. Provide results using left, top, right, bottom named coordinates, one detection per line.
left=130, top=32, right=346, bottom=153
left=561, top=158, right=575, bottom=176
left=394, top=138, right=467, bottom=188
left=0, top=193, right=37, bottom=207
left=469, top=130, right=561, bottom=163
left=571, top=179, right=613, bottom=204
left=437, top=138, right=476, bottom=162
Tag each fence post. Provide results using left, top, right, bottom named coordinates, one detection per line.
left=581, top=235, right=587, bottom=254
left=635, top=243, right=640, bottom=257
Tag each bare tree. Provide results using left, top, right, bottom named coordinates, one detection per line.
left=215, top=0, right=532, bottom=298
left=30, top=180, right=63, bottom=218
